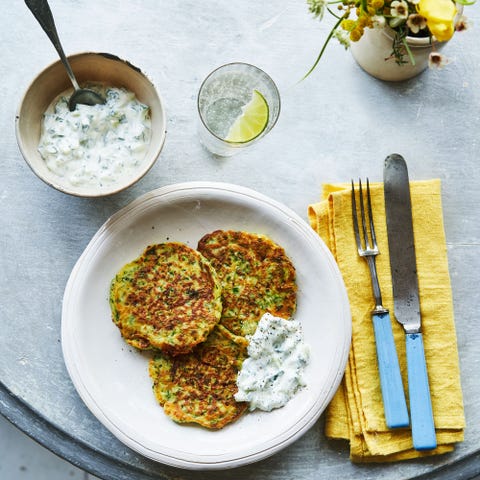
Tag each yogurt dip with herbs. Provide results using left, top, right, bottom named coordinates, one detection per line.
left=235, top=313, right=310, bottom=411
left=38, top=86, right=151, bottom=189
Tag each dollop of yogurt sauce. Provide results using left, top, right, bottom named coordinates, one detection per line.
left=38, top=86, right=151, bottom=188
left=235, top=313, right=310, bottom=411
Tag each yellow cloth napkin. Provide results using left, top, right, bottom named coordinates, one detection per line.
left=308, top=180, right=465, bottom=462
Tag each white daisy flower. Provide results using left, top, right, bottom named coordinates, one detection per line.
left=390, top=0, right=409, bottom=19
left=372, top=15, right=386, bottom=28
left=455, top=15, right=471, bottom=32
left=428, top=52, right=451, bottom=69
left=407, top=13, right=427, bottom=33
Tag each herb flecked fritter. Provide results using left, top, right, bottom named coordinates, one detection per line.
left=110, top=242, right=222, bottom=355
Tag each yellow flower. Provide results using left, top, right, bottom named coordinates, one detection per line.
left=417, top=0, right=457, bottom=42
left=350, top=28, right=363, bottom=42
left=370, top=0, right=384, bottom=9
left=341, top=19, right=356, bottom=31
left=357, top=15, right=369, bottom=27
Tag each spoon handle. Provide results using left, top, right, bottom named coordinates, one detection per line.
left=24, top=0, right=80, bottom=90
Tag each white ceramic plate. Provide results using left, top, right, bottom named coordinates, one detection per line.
left=62, top=182, right=351, bottom=470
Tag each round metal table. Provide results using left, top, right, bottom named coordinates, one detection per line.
left=2, top=1, right=480, bottom=479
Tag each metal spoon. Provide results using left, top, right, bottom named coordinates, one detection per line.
left=25, top=0, right=105, bottom=111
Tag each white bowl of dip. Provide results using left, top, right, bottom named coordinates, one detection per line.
left=16, top=52, right=166, bottom=197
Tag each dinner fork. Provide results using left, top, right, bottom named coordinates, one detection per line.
left=351, top=179, right=409, bottom=429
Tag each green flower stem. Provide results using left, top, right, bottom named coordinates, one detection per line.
left=327, top=6, right=343, bottom=20
left=302, top=14, right=346, bottom=80
left=401, top=36, right=416, bottom=66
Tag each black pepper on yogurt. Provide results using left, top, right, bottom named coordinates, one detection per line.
left=235, top=313, right=310, bottom=411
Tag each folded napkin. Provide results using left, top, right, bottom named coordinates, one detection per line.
left=308, top=180, right=465, bottom=462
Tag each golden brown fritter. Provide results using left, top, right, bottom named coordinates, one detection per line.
left=110, top=242, right=222, bottom=355
left=197, top=230, right=297, bottom=336
left=149, top=324, right=249, bottom=429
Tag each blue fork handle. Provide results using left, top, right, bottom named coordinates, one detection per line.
left=372, top=312, right=410, bottom=428
left=406, top=332, right=437, bottom=450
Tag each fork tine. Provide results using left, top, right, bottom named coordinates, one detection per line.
left=351, top=180, right=362, bottom=250
left=366, top=178, right=377, bottom=248
left=358, top=179, right=370, bottom=250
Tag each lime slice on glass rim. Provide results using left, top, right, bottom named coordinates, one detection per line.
left=225, top=90, right=269, bottom=143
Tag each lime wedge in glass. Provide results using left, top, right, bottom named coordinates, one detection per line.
left=225, top=90, right=269, bottom=143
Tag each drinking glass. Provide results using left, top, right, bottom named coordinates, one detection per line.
left=197, top=62, right=281, bottom=157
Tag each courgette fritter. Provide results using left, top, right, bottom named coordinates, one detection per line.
left=109, top=242, right=222, bottom=355
left=149, top=324, right=249, bottom=429
left=197, top=230, right=297, bottom=337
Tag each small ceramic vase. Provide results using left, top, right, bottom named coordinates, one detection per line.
left=350, top=5, right=463, bottom=81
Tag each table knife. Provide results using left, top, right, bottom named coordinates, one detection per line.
left=383, top=154, right=437, bottom=451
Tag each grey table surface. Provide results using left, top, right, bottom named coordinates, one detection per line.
left=1, top=1, right=480, bottom=479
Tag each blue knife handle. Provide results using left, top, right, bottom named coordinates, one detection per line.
left=372, top=312, right=410, bottom=428
left=406, top=332, right=437, bottom=450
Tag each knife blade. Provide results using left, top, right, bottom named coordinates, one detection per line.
left=383, top=153, right=437, bottom=451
